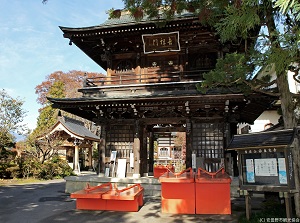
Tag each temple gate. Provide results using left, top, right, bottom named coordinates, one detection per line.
left=49, top=10, right=276, bottom=177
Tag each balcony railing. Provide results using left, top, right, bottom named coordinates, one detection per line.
left=83, top=69, right=210, bottom=87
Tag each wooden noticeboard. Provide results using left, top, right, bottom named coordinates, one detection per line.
left=238, top=147, right=295, bottom=192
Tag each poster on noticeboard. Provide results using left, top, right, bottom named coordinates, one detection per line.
left=246, top=159, right=255, bottom=183
left=278, top=158, right=288, bottom=184
left=254, top=158, right=278, bottom=177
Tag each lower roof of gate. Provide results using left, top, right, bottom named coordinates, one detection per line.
left=48, top=92, right=277, bottom=124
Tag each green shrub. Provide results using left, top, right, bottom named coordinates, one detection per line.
left=21, top=157, right=42, bottom=179
left=6, top=165, right=21, bottom=178
left=0, top=148, right=16, bottom=179
left=39, top=156, right=74, bottom=180
left=0, top=163, right=12, bottom=178
left=1, top=152, right=74, bottom=180
left=40, top=162, right=60, bottom=180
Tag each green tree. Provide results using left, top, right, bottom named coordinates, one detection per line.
left=27, top=70, right=103, bottom=164
left=25, top=131, right=64, bottom=164
left=27, top=80, right=66, bottom=165
left=0, top=89, right=27, bottom=150
left=34, top=81, right=65, bottom=134
left=121, top=0, right=300, bottom=216
left=34, top=70, right=102, bottom=135
left=0, top=89, right=27, bottom=178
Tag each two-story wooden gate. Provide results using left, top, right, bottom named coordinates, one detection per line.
left=49, top=10, right=277, bottom=177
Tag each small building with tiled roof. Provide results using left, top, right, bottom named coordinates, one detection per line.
left=41, top=114, right=100, bottom=173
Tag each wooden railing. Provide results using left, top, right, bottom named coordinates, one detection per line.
left=83, top=69, right=210, bottom=87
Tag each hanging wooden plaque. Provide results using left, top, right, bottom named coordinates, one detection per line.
left=142, top=31, right=180, bottom=54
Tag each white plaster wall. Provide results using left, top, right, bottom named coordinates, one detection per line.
left=238, top=110, right=280, bottom=134
left=250, top=110, right=280, bottom=132
left=238, top=66, right=298, bottom=134
left=288, top=70, right=300, bottom=94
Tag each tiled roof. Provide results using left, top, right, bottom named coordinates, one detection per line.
left=60, top=11, right=196, bottom=30
left=227, top=128, right=298, bottom=150
left=100, top=11, right=195, bottom=27
left=59, top=116, right=99, bottom=141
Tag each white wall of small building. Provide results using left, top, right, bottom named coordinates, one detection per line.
left=238, top=68, right=299, bottom=134
left=288, top=70, right=300, bottom=94
left=238, top=110, right=280, bottom=134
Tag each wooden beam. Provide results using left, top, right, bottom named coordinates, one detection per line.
left=142, top=117, right=186, bottom=125
left=152, top=126, right=186, bottom=132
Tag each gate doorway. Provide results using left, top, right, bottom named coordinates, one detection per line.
left=146, top=124, right=186, bottom=174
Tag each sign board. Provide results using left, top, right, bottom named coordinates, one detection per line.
left=238, top=147, right=295, bottom=191
left=142, top=31, right=180, bottom=54
left=278, top=158, right=287, bottom=184
left=254, top=158, right=278, bottom=177
left=116, top=159, right=127, bottom=178
left=245, top=159, right=255, bottom=183
left=110, top=151, right=117, bottom=162
left=192, top=153, right=196, bottom=169
left=130, top=152, right=134, bottom=168
left=105, top=167, right=110, bottom=177
left=110, top=151, right=117, bottom=177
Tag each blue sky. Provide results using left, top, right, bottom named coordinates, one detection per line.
left=0, top=0, right=123, bottom=131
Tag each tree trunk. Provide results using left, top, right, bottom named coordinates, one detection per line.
left=265, top=2, right=300, bottom=215
left=277, top=73, right=296, bottom=129
left=291, top=137, right=300, bottom=217
left=277, top=72, right=300, bottom=217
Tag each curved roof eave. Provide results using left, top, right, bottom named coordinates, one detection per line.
left=44, top=117, right=100, bottom=142
left=47, top=93, right=250, bottom=104
left=59, top=12, right=198, bottom=32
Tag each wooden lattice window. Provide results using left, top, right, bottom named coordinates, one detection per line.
left=189, top=53, right=217, bottom=70
left=192, top=122, right=224, bottom=171
left=106, top=125, right=134, bottom=158
left=115, top=60, right=133, bottom=73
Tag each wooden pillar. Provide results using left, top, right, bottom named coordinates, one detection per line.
left=84, top=148, right=88, bottom=167
left=135, top=65, right=141, bottom=83
left=284, top=192, right=293, bottom=219
left=100, top=125, right=106, bottom=174
left=88, top=147, right=92, bottom=170
left=141, top=125, right=148, bottom=176
left=133, top=120, right=141, bottom=178
left=107, top=68, right=112, bottom=84
left=74, top=145, right=79, bottom=173
left=149, top=131, right=154, bottom=173
left=185, top=118, right=192, bottom=168
left=245, top=191, right=252, bottom=220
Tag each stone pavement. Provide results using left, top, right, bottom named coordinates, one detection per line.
left=0, top=179, right=264, bottom=223
left=43, top=195, right=251, bottom=223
